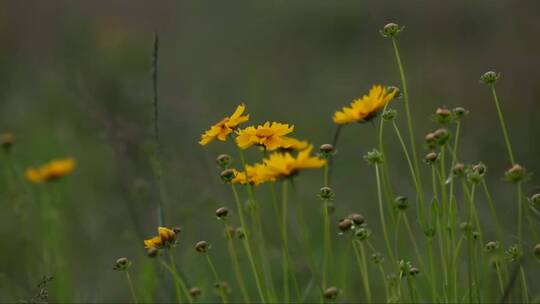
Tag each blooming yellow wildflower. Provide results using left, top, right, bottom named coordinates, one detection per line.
left=333, top=85, right=397, bottom=124
left=261, top=145, right=326, bottom=179
left=144, top=226, right=178, bottom=249
left=235, top=122, right=294, bottom=150
left=232, top=164, right=272, bottom=186
left=281, top=137, right=309, bottom=151
left=25, top=158, right=76, bottom=183
left=199, top=104, right=250, bottom=145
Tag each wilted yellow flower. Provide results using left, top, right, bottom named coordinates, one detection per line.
left=333, top=85, right=397, bottom=124
left=232, top=164, right=273, bottom=186
left=144, top=226, right=178, bottom=249
left=261, top=145, right=326, bottom=179
left=25, top=158, right=76, bottom=184
left=235, top=122, right=294, bottom=150
left=199, top=104, right=250, bottom=145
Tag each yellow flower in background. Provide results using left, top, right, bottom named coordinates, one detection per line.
left=158, top=227, right=176, bottom=243
left=333, top=85, right=397, bottom=124
left=25, top=158, right=76, bottom=184
left=235, top=122, right=294, bottom=150
left=144, top=226, right=178, bottom=249
left=232, top=164, right=273, bottom=186
left=144, top=236, right=163, bottom=249
left=261, top=145, right=326, bottom=179
left=281, top=137, right=309, bottom=151
left=199, top=104, right=250, bottom=145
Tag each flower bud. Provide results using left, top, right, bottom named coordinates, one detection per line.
left=0, top=133, right=15, bottom=152
left=355, top=227, right=371, bottom=241
left=529, top=193, right=540, bottom=206
left=472, top=231, right=480, bottom=240
left=173, top=227, right=183, bottom=235
left=467, top=162, right=487, bottom=184
left=113, top=257, right=131, bottom=271
left=381, top=22, right=404, bottom=38
left=394, top=196, right=408, bottom=211
left=453, top=107, right=469, bottom=119
left=433, top=107, right=452, bottom=124
left=433, top=128, right=450, bottom=146
left=318, top=186, right=335, bottom=201
left=319, top=144, right=336, bottom=159
left=382, top=109, right=397, bottom=121
left=534, top=244, right=540, bottom=260
left=480, top=71, right=500, bottom=85
left=452, top=163, right=466, bottom=178
left=146, top=247, right=159, bottom=258
left=348, top=213, right=365, bottom=226
left=504, top=164, right=527, bottom=183
left=220, top=169, right=236, bottom=183
left=338, top=218, right=353, bottom=232
left=195, top=241, right=210, bottom=253
left=189, top=287, right=202, bottom=298
left=485, top=241, right=499, bottom=253
left=216, top=154, right=232, bottom=169
left=371, top=252, right=384, bottom=264
left=409, top=267, right=420, bottom=276
left=364, top=149, right=383, bottom=165
left=323, top=286, right=339, bottom=300
left=424, top=152, right=439, bottom=165
left=215, top=207, right=229, bottom=219
left=235, top=227, right=246, bottom=239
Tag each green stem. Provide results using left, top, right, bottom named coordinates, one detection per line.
left=494, top=261, right=505, bottom=297
left=481, top=180, right=504, bottom=244
left=206, top=254, right=228, bottom=303
left=489, top=85, right=515, bottom=165
left=281, top=181, right=290, bottom=302
left=125, top=270, right=139, bottom=304
left=519, top=265, right=529, bottom=303
left=517, top=182, right=523, bottom=247
left=159, top=255, right=191, bottom=304
left=403, top=214, right=428, bottom=276
left=427, top=238, right=438, bottom=302
left=222, top=220, right=250, bottom=302
left=375, top=164, right=395, bottom=264
left=352, top=239, right=372, bottom=303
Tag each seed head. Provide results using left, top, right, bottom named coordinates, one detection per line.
left=382, top=109, right=397, bottom=121
left=220, top=169, right=236, bottom=183
left=504, top=164, right=527, bottom=183
left=319, top=144, right=336, bottom=159
left=409, top=267, right=420, bottom=276
left=394, top=196, right=408, bottom=211
left=480, top=71, right=500, bottom=85
left=424, top=152, right=439, bottom=165
left=381, top=22, right=404, bottom=38
left=146, top=247, right=159, bottom=258
left=0, top=133, right=15, bottom=152
left=189, top=287, right=202, bottom=298
left=113, top=257, right=131, bottom=271
left=323, top=286, right=339, bottom=300
left=215, top=207, right=229, bottom=219
left=355, top=227, right=371, bottom=241
left=364, top=149, right=383, bottom=165
left=318, top=186, right=335, bottom=201
left=348, top=213, right=365, bottom=226
left=195, top=241, right=210, bottom=253
left=485, top=241, right=499, bottom=253
left=338, top=218, right=353, bottom=232
left=453, top=107, right=469, bottom=119
left=216, top=154, right=232, bottom=169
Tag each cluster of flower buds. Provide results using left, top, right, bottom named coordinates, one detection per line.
left=380, top=22, right=404, bottom=38
left=425, top=128, right=450, bottom=149
left=504, top=164, right=528, bottom=183
left=364, top=149, right=383, bottom=165
left=338, top=213, right=368, bottom=238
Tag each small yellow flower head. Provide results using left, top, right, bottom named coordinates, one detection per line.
left=158, top=227, right=177, bottom=244
left=380, top=22, right=404, bottom=38
left=261, top=145, right=326, bottom=179
left=144, top=236, right=163, bottom=249
left=26, top=158, right=76, bottom=184
left=232, top=164, right=271, bottom=186
left=333, top=85, right=398, bottom=125
left=199, top=104, right=249, bottom=146
left=235, top=122, right=294, bottom=151
left=144, top=226, right=178, bottom=250
left=1, top=133, right=15, bottom=152
left=281, top=137, right=309, bottom=151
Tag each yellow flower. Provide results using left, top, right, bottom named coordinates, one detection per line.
left=261, top=145, right=326, bottom=179
left=232, top=164, right=273, bottom=186
left=144, top=226, right=178, bottom=249
left=25, top=158, right=76, bottom=184
left=333, top=85, right=397, bottom=124
left=281, top=137, right=309, bottom=151
left=199, top=104, right=250, bottom=145
left=235, top=122, right=294, bottom=150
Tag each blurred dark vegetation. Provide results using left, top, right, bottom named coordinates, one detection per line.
left=1, top=0, right=540, bottom=302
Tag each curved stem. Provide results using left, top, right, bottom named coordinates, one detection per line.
left=206, top=254, right=228, bottom=303
left=125, top=270, right=139, bottom=304
left=222, top=220, right=250, bottom=302
left=489, top=85, right=515, bottom=165
left=375, top=164, right=395, bottom=264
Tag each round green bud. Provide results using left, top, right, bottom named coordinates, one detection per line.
left=215, top=207, right=229, bottom=219
left=480, top=71, right=500, bottom=85
left=195, top=241, right=210, bottom=253
left=381, top=22, right=404, bottom=38
left=216, top=154, right=232, bottom=169
left=220, top=169, right=236, bottom=183
left=113, top=257, right=131, bottom=271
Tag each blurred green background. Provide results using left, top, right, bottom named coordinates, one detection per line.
left=1, top=0, right=540, bottom=302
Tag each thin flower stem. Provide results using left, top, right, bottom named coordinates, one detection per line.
left=365, top=240, right=390, bottom=301
left=125, top=270, right=139, bottom=304
left=481, top=180, right=504, bottom=244
left=230, top=184, right=266, bottom=302
left=327, top=125, right=342, bottom=186
left=405, top=275, right=418, bottom=304
left=517, top=182, right=523, bottom=247
left=391, top=37, right=423, bottom=204
left=375, top=164, right=395, bottom=265
left=322, top=199, right=331, bottom=289
left=352, top=239, right=371, bottom=303
left=158, top=255, right=191, bottom=304
left=427, top=238, right=438, bottom=302
left=281, top=181, right=290, bottom=302
left=494, top=261, right=505, bottom=297
left=519, top=265, right=529, bottom=303
left=206, top=254, right=228, bottom=303
left=489, top=85, right=515, bottom=165
left=402, top=214, right=428, bottom=276
left=222, top=220, right=250, bottom=303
